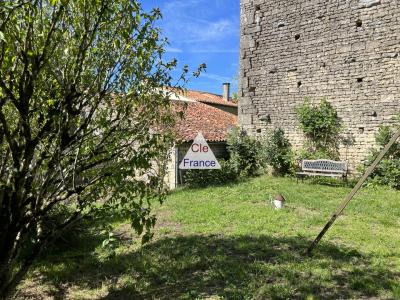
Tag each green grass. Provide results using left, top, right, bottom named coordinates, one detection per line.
left=17, top=176, right=400, bottom=299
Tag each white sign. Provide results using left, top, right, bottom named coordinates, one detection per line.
left=179, top=132, right=221, bottom=170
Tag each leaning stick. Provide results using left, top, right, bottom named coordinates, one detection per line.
left=306, top=128, right=400, bottom=256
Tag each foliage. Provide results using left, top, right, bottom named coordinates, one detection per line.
left=231, top=92, right=238, bottom=104
left=260, top=128, right=293, bottom=175
left=0, top=0, right=203, bottom=297
left=295, top=147, right=339, bottom=161
left=296, top=98, right=341, bottom=159
left=227, top=127, right=263, bottom=177
left=362, top=118, right=400, bottom=189
left=183, top=160, right=238, bottom=188
left=100, top=229, right=118, bottom=259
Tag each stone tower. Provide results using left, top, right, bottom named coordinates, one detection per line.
left=239, top=0, right=400, bottom=171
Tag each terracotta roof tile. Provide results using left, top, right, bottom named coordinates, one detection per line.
left=172, top=101, right=237, bottom=142
left=182, top=90, right=238, bottom=108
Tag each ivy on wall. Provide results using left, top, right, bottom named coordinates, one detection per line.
left=296, top=98, right=342, bottom=159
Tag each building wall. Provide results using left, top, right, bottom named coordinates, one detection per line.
left=205, top=103, right=239, bottom=115
left=165, top=146, right=178, bottom=190
left=239, top=0, right=400, bottom=171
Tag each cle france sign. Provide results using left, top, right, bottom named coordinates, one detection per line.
left=179, top=132, right=221, bottom=170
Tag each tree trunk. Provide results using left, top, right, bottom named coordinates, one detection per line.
left=0, top=270, right=13, bottom=300
left=0, top=230, right=42, bottom=300
left=0, top=188, right=29, bottom=300
left=0, top=248, right=37, bottom=300
left=0, top=231, right=19, bottom=300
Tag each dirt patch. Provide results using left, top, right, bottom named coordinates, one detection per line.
left=112, top=223, right=133, bottom=241
left=154, top=209, right=183, bottom=237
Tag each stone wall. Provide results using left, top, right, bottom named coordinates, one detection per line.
left=239, top=0, right=400, bottom=172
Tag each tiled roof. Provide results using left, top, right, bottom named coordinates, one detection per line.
left=172, top=101, right=238, bottom=142
left=182, top=90, right=238, bottom=108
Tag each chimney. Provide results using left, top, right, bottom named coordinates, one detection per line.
left=223, top=82, right=230, bottom=101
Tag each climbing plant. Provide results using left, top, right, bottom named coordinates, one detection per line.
left=296, top=98, right=342, bottom=159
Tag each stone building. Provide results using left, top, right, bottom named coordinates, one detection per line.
left=239, top=0, right=400, bottom=171
left=165, top=86, right=238, bottom=189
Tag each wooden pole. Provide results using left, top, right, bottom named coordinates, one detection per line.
left=306, top=128, right=400, bottom=256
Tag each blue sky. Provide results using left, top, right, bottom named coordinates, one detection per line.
left=142, top=0, right=240, bottom=95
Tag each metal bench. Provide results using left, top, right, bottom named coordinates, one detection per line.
left=296, top=159, right=348, bottom=182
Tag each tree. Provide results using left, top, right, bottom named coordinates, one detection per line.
left=0, top=1, right=197, bottom=298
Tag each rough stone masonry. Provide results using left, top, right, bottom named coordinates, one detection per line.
left=239, top=0, right=400, bottom=172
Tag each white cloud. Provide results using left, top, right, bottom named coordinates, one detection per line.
left=163, top=0, right=201, bottom=12
left=158, top=0, right=239, bottom=48
left=180, top=19, right=237, bottom=44
left=165, top=47, right=183, bottom=53
left=200, top=73, right=233, bottom=82
left=188, top=48, right=239, bottom=53
left=148, top=0, right=239, bottom=94
left=163, top=19, right=237, bottom=45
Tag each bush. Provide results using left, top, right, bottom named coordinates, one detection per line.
left=295, top=148, right=339, bottom=161
left=296, top=98, right=341, bottom=159
left=260, top=128, right=293, bottom=175
left=183, top=160, right=238, bottom=188
left=361, top=120, right=400, bottom=189
left=371, top=159, right=400, bottom=189
left=227, top=127, right=263, bottom=177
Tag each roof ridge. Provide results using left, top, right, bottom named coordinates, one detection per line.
left=186, top=89, right=223, bottom=98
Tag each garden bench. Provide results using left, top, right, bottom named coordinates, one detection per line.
left=296, top=159, right=348, bottom=182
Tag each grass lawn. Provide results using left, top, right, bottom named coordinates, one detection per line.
left=17, top=176, right=400, bottom=299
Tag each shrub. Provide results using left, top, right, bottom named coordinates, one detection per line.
left=295, top=148, right=339, bottom=161
left=183, top=160, right=238, bottom=187
left=362, top=119, right=400, bottom=189
left=260, top=128, right=293, bottom=175
left=227, top=127, right=263, bottom=177
left=296, top=98, right=341, bottom=159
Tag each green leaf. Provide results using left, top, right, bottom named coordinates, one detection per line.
left=114, top=39, right=120, bottom=49
left=47, top=99, right=55, bottom=107
left=0, top=31, right=5, bottom=42
left=50, top=0, right=59, bottom=6
left=135, top=13, right=141, bottom=24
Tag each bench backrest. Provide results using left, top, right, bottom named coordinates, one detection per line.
left=301, top=159, right=347, bottom=174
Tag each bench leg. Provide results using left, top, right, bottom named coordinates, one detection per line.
left=296, top=174, right=304, bottom=183
left=296, top=175, right=305, bottom=183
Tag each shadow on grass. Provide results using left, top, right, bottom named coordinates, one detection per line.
left=24, top=233, right=399, bottom=300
